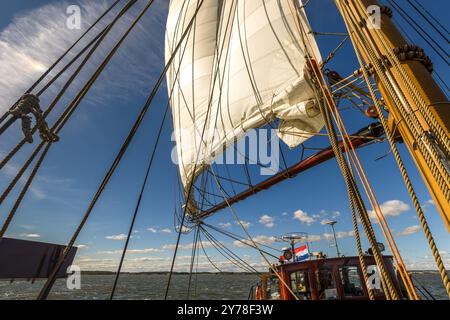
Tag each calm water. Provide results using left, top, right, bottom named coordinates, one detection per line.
left=0, top=273, right=448, bottom=300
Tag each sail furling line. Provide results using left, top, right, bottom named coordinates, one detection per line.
left=166, top=0, right=324, bottom=216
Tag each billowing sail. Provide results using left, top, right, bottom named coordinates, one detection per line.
left=165, top=0, right=323, bottom=208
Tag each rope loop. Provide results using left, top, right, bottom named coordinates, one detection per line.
left=9, top=94, right=59, bottom=143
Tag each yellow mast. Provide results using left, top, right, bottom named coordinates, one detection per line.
left=336, top=0, right=450, bottom=231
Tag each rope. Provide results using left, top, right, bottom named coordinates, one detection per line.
left=207, top=164, right=300, bottom=300
left=0, top=0, right=121, bottom=125
left=34, top=0, right=168, bottom=300
left=187, top=227, right=201, bottom=299
left=0, top=0, right=145, bottom=237
left=0, top=0, right=138, bottom=171
left=198, top=232, right=224, bottom=274
left=388, top=0, right=449, bottom=63
left=200, top=226, right=260, bottom=275
left=349, top=196, right=375, bottom=300
left=338, top=0, right=449, bottom=298
left=343, top=0, right=448, bottom=286
left=357, top=1, right=450, bottom=162
left=343, top=6, right=450, bottom=296
left=292, top=1, right=401, bottom=299
left=326, top=1, right=419, bottom=300
left=109, top=97, right=170, bottom=300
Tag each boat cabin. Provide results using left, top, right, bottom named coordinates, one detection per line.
left=253, top=256, right=405, bottom=300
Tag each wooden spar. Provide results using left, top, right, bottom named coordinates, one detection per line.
left=197, top=123, right=384, bottom=220
left=341, top=0, right=450, bottom=231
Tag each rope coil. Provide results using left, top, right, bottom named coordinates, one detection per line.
left=8, top=94, right=58, bottom=143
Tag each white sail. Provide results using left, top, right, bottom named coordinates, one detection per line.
left=166, top=0, right=323, bottom=201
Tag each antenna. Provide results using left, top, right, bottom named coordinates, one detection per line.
left=277, top=232, right=310, bottom=262
left=324, top=220, right=341, bottom=257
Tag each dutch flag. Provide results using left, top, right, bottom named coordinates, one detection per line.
left=294, top=244, right=310, bottom=262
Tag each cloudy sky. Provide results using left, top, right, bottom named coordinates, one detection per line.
left=0, top=0, right=448, bottom=278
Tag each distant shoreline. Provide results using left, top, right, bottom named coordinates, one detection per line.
left=80, top=271, right=256, bottom=275
left=80, top=270, right=442, bottom=276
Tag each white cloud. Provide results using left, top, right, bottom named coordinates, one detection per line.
left=74, top=255, right=268, bottom=273
left=293, top=210, right=316, bottom=226
left=323, top=231, right=355, bottom=240
left=233, top=235, right=277, bottom=248
left=77, top=244, right=89, bottom=249
left=218, top=222, right=232, bottom=229
left=0, top=0, right=168, bottom=115
left=368, top=200, right=410, bottom=220
left=397, top=225, right=421, bottom=237
left=105, top=234, right=130, bottom=241
left=100, top=248, right=163, bottom=255
left=147, top=228, right=157, bottom=233
left=237, top=221, right=252, bottom=229
left=20, top=233, right=41, bottom=238
left=161, top=228, right=172, bottom=234
left=307, top=234, right=322, bottom=243
left=332, top=211, right=341, bottom=219
left=163, top=241, right=217, bottom=251
left=259, top=215, right=275, bottom=228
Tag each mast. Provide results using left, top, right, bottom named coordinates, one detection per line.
left=336, top=0, right=450, bottom=231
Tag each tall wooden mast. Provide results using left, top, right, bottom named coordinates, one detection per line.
left=336, top=0, right=450, bottom=231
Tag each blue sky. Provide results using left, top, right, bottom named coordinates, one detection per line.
left=0, top=0, right=448, bottom=273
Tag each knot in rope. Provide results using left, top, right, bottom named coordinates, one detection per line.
left=9, top=94, right=59, bottom=143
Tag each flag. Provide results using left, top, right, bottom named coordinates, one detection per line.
left=294, top=244, right=310, bottom=262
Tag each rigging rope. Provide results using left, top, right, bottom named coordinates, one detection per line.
left=324, top=1, right=419, bottom=300
left=0, top=0, right=147, bottom=238
left=341, top=2, right=450, bottom=296
left=339, top=0, right=450, bottom=294
left=336, top=0, right=449, bottom=298
left=0, top=0, right=121, bottom=126
left=0, top=0, right=138, bottom=171
left=110, top=96, right=170, bottom=300
left=295, top=1, right=402, bottom=300
left=405, top=0, right=449, bottom=43
left=32, top=0, right=177, bottom=300
left=388, top=0, right=449, bottom=64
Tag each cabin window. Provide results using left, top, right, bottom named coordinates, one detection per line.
left=290, top=271, right=311, bottom=300
left=339, top=266, right=364, bottom=298
left=316, top=267, right=338, bottom=300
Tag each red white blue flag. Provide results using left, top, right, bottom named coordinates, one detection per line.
left=294, top=244, right=310, bottom=262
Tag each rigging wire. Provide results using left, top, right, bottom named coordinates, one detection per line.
left=198, top=232, right=224, bottom=274
left=32, top=0, right=206, bottom=300
left=296, top=1, right=403, bottom=300
left=0, top=0, right=138, bottom=171
left=405, top=0, right=449, bottom=43
left=206, top=167, right=300, bottom=299
left=391, top=16, right=449, bottom=97
left=186, top=227, right=201, bottom=299
left=0, top=0, right=148, bottom=238
left=334, top=0, right=449, bottom=298
left=109, top=96, right=170, bottom=300
left=0, top=0, right=121, bottom=125
left=200, top=226, right=261, bottom=275
left=408, top=0, right=449, bottom=36
left=339, top=0, right=449, bottom=297
left=387, top=0, right=449, bottom=65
